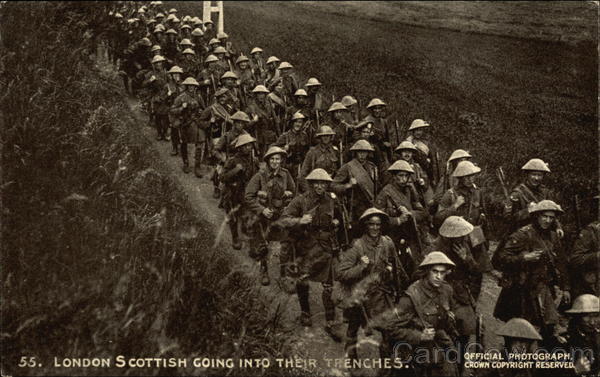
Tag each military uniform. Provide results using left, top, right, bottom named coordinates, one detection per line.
left=170, top=89, right=205, bottom=168
left=246, top=97, right=278, bottom=154
left=435, top=184, right=486, bottom=229
left=145, top=68, right=170, bottom=139
left=569, top=221, right=600, bottom=297
left=273, top=129, right=309, bottom=182
left=298, top=144, right=339, bottom=192
left=504, top=182, right=558, bottom=232
left=406, top=134, right=440, bottom=187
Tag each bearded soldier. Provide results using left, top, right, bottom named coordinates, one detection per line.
left=406, top=119, right=441, bottom=187
left=220, top=134, right=260, bottom=250
left=298, top=125, right=339, bottom=193
left=245, top=147, right=295, bottom=286
left=331, top=140, right=378, bottom=239
left=278, top=169, right=345, bottom=341
left=337, top=208, right=409, bottom=361
left=493, top=200, right=570, bottom=348
left=273, top=112, right=310, bottom=183
left=374, top=251, right=460, bottom=377
left=375, top=160, right=428, bottom=276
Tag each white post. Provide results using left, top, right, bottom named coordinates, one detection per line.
left=202, top=1, right=224, bottom=33
left=217, top=1, right=224, bottom=34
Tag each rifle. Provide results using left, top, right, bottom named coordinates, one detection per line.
left=372, top=166, right=379, bottom=205
left=315, top=108, right=321, bottom=130
left=394, top=119, right=401, bottom=149
left=475, top=314, right=484, bottom=352
left=574, top=194, right=582, bottom=231
left=496, top=166, right=510, bottom=202
left=339, top=201, right=351, bottom=250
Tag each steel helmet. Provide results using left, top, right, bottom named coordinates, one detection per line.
left=192, top=17, right=203, bottom=25
left=182, top=15, right=191, bottom=22
left=359, top=207, right=389, bottom=223
left=355, top=121, right=374, bottom=131
left=305, top=77, right=322, bottom=87
left=565, top=294, right=600, bottom=314
left=264, top=146, right=287, bottom=161
left=137, top=7, right=145, bottom=13
left=231, top=111, right=251, bottom=123
left=327, top=102, right=347, bottom=112
left=181, top=77, right=199, bottom=86
left=528, top=200, right=564, bottom=215
left=366, top=98, right=386, bottom=109
left=350, top=140, right=375, bottom=152
left=419, top=251, right=456, bottom=269
left=115, top=12, right=123, bottom=18
left=252, top=85, right=269, bottom=94
left=146, top=18, right=156, bottom=26
left=204, top=19, right=214, bottom=25
left=306, top=168, right=333, bottom=182
left=294, top=89, right=308, bottom=97
left=182, top=48, right=195, bottom=55
left=168, top=8, right=177, bottom=14
left=140, top=37, right=152, bottom=46
left=387, top=160, right=415, bottom=174
left=278, top=62, right=293, bottom=70
left=154, top=23, right=165, bottom=31
left=191, top=28, right=204, bottom=36
left=394, top=141, right=418, bottom=152
left=315, top=125, right=336, bottom=137
left=155, top=12, right=165, bottom=19
left=215, top=88, right=229, bottom=97
left=153, top=27, right=163, bottom=35
left=266, top=56, right=280, bottom=65
left=151, top=45, right=162, bottom=52
left=251, top=47, right=263, bottom=55
left=217, top=32, right=229, bottom=39
left=180, top=38, right=193, bottom=46
left=235, top=55, right=250, bottom=64
left=204, top=54, right=218, bottom=63
left=408, top=119, right=430, bottom=131
left=172, top=17, right=181, bottom=23
left=452, top=161, right=481, bottom=178
left=209, top=38, right=220, bottom=45
left=291, top=112, right=305, bottom=121
left=234, top=133, right=256, bottom=148
left=180, top=24, right=192, bottom=30
left=448, top=149, right=472, bottom=162
left=165, top=28, right=178, bottom=35
left=151, top=55, right=166, bottom=64
left=168, top=66, right=183, bottom=74
left=166, top=14, right=176, bottom=21
left=521, top=158, right=550, bottom=173
left=221, top=71, right=238, bottom=80
left=439, top=216, right=474, bottom=238
left=213, top=46, right=227, bottom=54
left=341, top=95, right=358, bottom=107
left=496, top=318, right=542, bottom=340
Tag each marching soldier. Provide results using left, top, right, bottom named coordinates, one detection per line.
left=278, top=61, right=299, bottom=99
left=213, top=46, right=231, bottom=73
left=350, top=121, right=388, bottom=174
left=213, top=111, right=251, bottom=164
left=198, top=54, right=224, bottom=101
left=169, top=77, right=205, bottom=175
left=336, top=208, right=409, bottom=361
left=434, top=216, right=484, bottom=374
left=341, top=95, right=360, bottom=124
left=565, top=294, right=600, bottom=376
left=217, top=32, right=236, bottom=61
left=145, top=55, right=169, bottom=141
left=246, top=85, right=277, bottom=154
left=298, top=125, right=339, bottom=193
left=273, top=112, right=310, bottom=183
left=331, top=139, right=378, bottom=240
left=268, top=79, right=292, bottom=128
left=249, top=47, right=266, bottom=83
left=166, top=65, right=184, bottom=156
left=362, top=98, right=394, bottom=163
left=264, top=56, right=281, bottom=90
left=406, top=119, right=441, bottom=187
left=191, top=28, right=206, bottom=58
left=569, top=207, right=599, bottom=297
left=433, top=149, right=472, bottom=206
left=493, top=200, right=570, bottom=348
left=220, top=71, right=243, bottom=110
left=221, top=134, right=260, bottom=250
left=395, top=140, right=434, bottom=208
left=375, top=160, right=428, bottom=276
left=245, top=146, right=295, bottom=285
left=203, top=19, right=216, bottom=41
left=179, top=47, right=200, bottom=78
left=326, top=102, right=352, bottom=146
left=278, top=168, right=345, bottom=341
left=163, top=29, right=180, bottom=64
left=305, top=77, right=325, bottom=116
left=234, top=55, right=256, bottom=97
left=374, top=251, right=460, bottom=377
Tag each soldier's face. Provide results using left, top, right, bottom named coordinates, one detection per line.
left=268, top=155, right=282, bottom=170
left=256, top=93, right=266, bottom=101
left=185, top=85, right=196, bottom=94
left=297, top=96, right=307, bottom=105
left=333, top=111, right=345, bottom=121
left=239, top=62, right=249, bottom=70
left=400, top=150, right=413, bottom=161
left=185, top=54, right=193, bottom=60
left=234, top=121, right=244, bottom=131
left=223, top=79, right=235, bottom=88
left=240, top=143, right=253, bottom=155
left=171, top=73, right=181, bottom=83
left=356, top=151, right=368, bottom=163
left=292, top=120, right=303, bottom=131
left=320, top=135, right=332, bottom=145
left=153, top=61, right=163, bottom=70
left=312, top=181, right=328, bottom=196
left=308, top=86, right=319, bottom=95
left=217, top=95, right=228, bottom=105
left=427, top=265, right=449, bottom=287
left=371, top=106, right=384, bottom=117
left=508, top=339, right=532, bottom=354
left=537, top=211, right=556, bottom=230
left=414, top=129, right=425, bottom=138
left=461, top=174, right=476, bottom=187
left=360, top=128, right=372, bottom=139
left=366, top=217, right=382, bottom=238
left=581, top=313, right=600, bottom=333
left=394, top=172, right=410, bottom=187
left=268, top=62, right=277, bottom=70
left=527, top=172, right=544, bottom=187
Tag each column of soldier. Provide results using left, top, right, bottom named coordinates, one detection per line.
left=105, top=3, right=598, bottom=376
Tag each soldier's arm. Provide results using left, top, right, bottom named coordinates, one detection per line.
left=374, top=190, right=388, bottom=212
left=330, top=165, right=350, bottom=194
left=433, top=190, right=458, bottom=228
left=379, top=296, right=425, bottom=345
left=570, top=225, right=600, bottom=268
left=495, top=229, right=529, bottom=270
left=285, top=170, right=297, bottom=197
left=336, top=240, right=368, bottom=283
left=273, top=133, right=287, bottom=148
left=220, top=159, right=242, bottom=183
left=298, top=150, right=314, bottom=192
left=244, top=173, right=265, bottom=215
left=169, top=96, right=185, bottom=114
left=278, top=196, right=304, bottom=228
left=508, top=189, right=530, bottom=223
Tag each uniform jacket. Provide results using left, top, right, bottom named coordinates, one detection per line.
left=505, top=183, right=558, bottom=231
left=245, top=167, right=296, bottom=216
left=331, top=159, right=378, bottom=222
left=569, top=221, right=600, bottom=296
left=274, top=129, right=309, bottom=166
left=299, top=143, right=339, bottom=192
left=435, top=184, right=485, bottom=228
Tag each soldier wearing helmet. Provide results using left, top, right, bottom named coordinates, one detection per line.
left=374, top=251, right=459, bottom=377
left=217, top=32, right=236, bottom=61
left=249, top=47, right=266, bottom=83
left=162, top=29, right=180, bottom=64
left=245, top=146, right=296, bottom=286
left=213, top=110, right=250, bottom=166
left=166, top=66, right=184, bottom=156
left=221, top=134, right=260, bottom=250
left=190, top=28, right=207, bottom=58
left=278, top=169, right=345, bottom=341
left=273, top=112, right=310, bottom=184
left=234, top=55, right=256, bottom=95
left=220, top=71, right=243, bottom=110
left=375, top=160, right=428, bottom=276
left=486, top=318, right=542, bottom=377
left=395, top=140, right=434, bottom=209
left=305, top=77, right=326, bottom=119
left=406, top=118, right=441, bottom=188
left=565, top=295, right=600, bottom=376
left=179, top=46, right=201, bottom=79
left=569, top=196, right=599, bottom=297
left=289, top=88, right=311, bottom=125
left=246, top=85, right=277, bottom=155
left=298, top=125, right=339, bottom=193
left=493, top=200, right=570, bottom=348
left=264, top=56, right=281, bottom=90
left=169, top=77, right=206, bottom=176
left=331, top=139, right=379, bottom=240
left=433, top=149, right=473, bottom=207
left=278, top=62, right=299, bottom=99
left=268, top=79, right=292, bottom=129
left=504, top=158, right=563, bottom=237
left=326, top=102, right=353, bottom=147
left=349, top=121, right=388, bottom=173
left=203, top=19, right=216, bottom=41
left=143, top=55, right=170, bottom=142
left=336, top=208, right=409, bottom=361
left=198, top=54, right=226, bottom=99
left=341, top=95, right=361, bottom=125
left=361, top=98, right=394, bottom=164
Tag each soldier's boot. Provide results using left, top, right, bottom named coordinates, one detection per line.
left=170, top=128, right=179, bottom=156
left=297, top=282, right=312, bottom=327
left=259, top=259, right=270, bottom=286
left=323, top=284, right=343, bottom=342
left=181, top=143, right=190, bottom=173
left=229, top=221, right=241, bottom=250
left=193, top=145, right=203, bottom=178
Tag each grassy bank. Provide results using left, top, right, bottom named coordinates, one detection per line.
left=1, top=3, right=292, bottom=376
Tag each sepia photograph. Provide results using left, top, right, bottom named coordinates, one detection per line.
left=1, top=1, right=598, bottom=376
